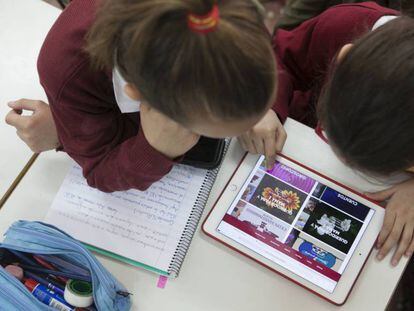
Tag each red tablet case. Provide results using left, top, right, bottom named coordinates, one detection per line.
left=202, top=153, right=382, bottom=306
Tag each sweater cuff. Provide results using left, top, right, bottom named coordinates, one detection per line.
left=272, top=105, right=288, bottom=124
left=133, top=128, right=175, bottom=176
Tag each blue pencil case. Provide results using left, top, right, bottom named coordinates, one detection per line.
left=0, top=220, right=131, bottom=311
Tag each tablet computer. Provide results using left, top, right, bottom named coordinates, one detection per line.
left=203, top=153, right=384, bottom=305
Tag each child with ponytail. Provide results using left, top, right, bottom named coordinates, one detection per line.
left=6, top=0, right=284, bottom=192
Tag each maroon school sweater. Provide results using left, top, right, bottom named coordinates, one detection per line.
left=272, top=2, right=397, bottom=126
left=37, top=1, right=396, bottom=192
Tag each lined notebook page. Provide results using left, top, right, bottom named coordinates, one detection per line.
left=45, top=163, right=208, bottom=273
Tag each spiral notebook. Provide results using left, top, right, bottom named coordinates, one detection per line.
left=45, top=160, right=221, bottom=277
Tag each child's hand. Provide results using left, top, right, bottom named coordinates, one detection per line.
left=140, top=103, right=200, bottom=159
left=366, top=178, right=414, bottom=266
left=5, top=99, right=60, bottom=153
left=237, top=109, right=287, bottom=169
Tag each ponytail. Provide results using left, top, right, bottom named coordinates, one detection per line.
left=86, top=0, right=276, bottom=123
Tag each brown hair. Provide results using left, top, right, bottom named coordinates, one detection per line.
left=318, top=17, right=414, bottom=175
left=402, top=0, right=414, bottom=18
left=86, top=0, right=276, bottom=124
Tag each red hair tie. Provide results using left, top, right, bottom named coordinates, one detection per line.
left=187, top=4, right=220, bottom=34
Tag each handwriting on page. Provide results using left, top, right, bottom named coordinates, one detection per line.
left=46, top=164, right=207, bottom=268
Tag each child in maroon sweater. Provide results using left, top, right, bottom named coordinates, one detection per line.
left=318, top=15, right=414, bottom=267
left=7, top=0, right=283, bottom=192
left=6, top=2, right=413, bottom=266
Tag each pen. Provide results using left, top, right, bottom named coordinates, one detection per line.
left=33, top=255, right=57, bottom=271
left=46, top=274, right=67, bottom=288
left=9, top=250, right=67, bottom=283
left=24, top=270, right=65, bottom=296
left=36, top=255, right=90, bottom=277
left=25, top=279, right=74, bottom=311
left=32, top=255, right=67, bottom=283
left=15, top=263, right=92, bottom=282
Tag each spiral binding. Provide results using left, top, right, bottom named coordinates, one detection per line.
left=168, top=140, right=230, bottom=277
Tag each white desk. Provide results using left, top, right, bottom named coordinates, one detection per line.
left=0, top=0, right=60, bottom=201
left=0, top=118, right=407, bottom=311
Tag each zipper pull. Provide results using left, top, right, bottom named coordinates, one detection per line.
left=116, top=290, right=132, bottom=297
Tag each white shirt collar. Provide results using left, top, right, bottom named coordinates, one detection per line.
left=372, top=15, right=398, bottom=31
left=112, top=67, right=141, bottom=113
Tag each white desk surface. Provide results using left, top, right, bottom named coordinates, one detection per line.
left=0, top=0, right=60, bottom=199
left=0, top=118, right=407, bottom=311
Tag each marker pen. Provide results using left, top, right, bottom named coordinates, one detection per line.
left=24, top=270, right=65, bottom=296
left=25, top=279, right=74, bottom=311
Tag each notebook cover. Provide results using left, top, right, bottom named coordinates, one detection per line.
left=84, top=243, right=169, bottom=276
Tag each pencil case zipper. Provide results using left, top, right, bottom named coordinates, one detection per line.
left=0, top=266, right=55, bottom=310
left=4, top=227, right=113, bottom=297
left=0, top=221, right=131, bottom=311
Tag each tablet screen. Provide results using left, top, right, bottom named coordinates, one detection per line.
left=216, top=156, right=375, bottom=293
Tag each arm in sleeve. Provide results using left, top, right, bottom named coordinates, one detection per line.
left=271, top=2, right=398, bottom=124
left=49, top=65, right=174, bottom=192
